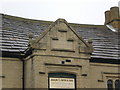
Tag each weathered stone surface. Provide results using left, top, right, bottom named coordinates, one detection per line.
left=1, top=6, right=120, bottom=89
left=1, top=58, right=22, bottom=88
left=1, top=13, right=120, bottom=59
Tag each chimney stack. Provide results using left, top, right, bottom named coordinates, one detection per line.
left=110, top=7, right=119, bottom=21
left=105, top=10, right=110, bottom=24
left=104, top=6, right=120, bottom=31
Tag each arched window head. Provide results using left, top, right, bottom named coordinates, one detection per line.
left=115, top=79, right=120, bottom=90
left=107, top=79, right=113, bottom=90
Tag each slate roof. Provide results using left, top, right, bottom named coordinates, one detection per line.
left=1, top=14, right=120, bottom=60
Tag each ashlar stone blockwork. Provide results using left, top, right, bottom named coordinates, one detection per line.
left=25, top=19, right=94, bottom=89
left=28, top=18, right=93, bottom=55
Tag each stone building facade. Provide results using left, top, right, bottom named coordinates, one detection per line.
left=0, top=6, right=120, bottom=90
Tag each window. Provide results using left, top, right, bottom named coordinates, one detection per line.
left=115, top=80, right=120, bottom=90
left=107, top=79, right=113, bottom=90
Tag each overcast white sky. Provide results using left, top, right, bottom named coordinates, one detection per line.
left=1, top=0, right=120, bottom=25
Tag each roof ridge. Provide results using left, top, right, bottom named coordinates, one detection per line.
left=2, top=13, right=53, bottom=24
left=2, top=13, right=106, bottom=27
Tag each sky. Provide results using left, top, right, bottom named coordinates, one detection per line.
left=0, top=0, right=120, bottom=25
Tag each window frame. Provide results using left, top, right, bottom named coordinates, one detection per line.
left=107, top=79, right=113, bottom=90
left=115, top=79, right=120, bottom=90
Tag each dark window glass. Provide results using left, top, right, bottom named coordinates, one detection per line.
left=115, top=80, right=120, bottom=90
left=107, top=79, right=113, bottom=90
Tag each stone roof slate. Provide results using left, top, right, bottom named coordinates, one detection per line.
left=1, top=14, right=120, bottom=60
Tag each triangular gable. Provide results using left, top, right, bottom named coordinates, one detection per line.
left=29, top=18, right=93, bottom=53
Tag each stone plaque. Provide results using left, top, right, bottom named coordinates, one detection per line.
left=49, top=78, right=75, bottom=89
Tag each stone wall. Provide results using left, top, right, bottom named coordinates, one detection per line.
left=24, top=54, right=119, bottom=89
left=1, top=57, right=22, bottom=88
left=89, top=63, right=119, bottom=88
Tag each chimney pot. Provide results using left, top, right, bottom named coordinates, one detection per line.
left=104, top=6, right=120, bottom=31
left=110, top=7, right=119, bottom=21
left=104, top=10, right=110, bottom=25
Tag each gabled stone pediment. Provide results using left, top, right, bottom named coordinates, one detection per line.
left=29, top=18, right=93, bottom=54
